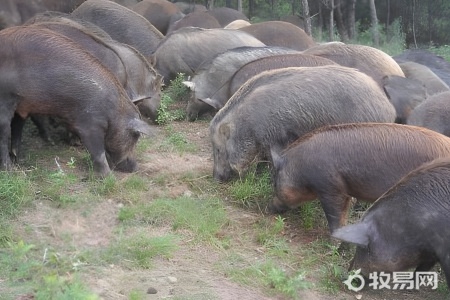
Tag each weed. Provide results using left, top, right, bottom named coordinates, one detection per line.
left=90, top=174, right=117, bottom=196
left=158, top=124, right=197, bottom=153
left=224, top=258, right=310, bottom=299
left=118, top=196, right=229, bottom=247
left=0, top=240, right=94, bottom=299
left=0, top=171, right=34, bottom=219
left=122, top=175, right=148, bottom=192
left=35, top=274, right=99, bottom=300
left=102, top=231, right=178, bottom=269
left=228, top=164, right=273, bottom=209
left=165, top=72, right=190, bottom=101
left=157, top=73, right=189, bottom=125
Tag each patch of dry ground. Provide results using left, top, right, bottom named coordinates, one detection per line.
left=10, top=119, right=449, bottom=300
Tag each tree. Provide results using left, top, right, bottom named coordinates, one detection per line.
left=369, top=0, right=379, bottom=46
left=334, top=0, right=349, bottom=42
left=302, top=0, right=312, bottom=36
left=346, top=0, right=356, bottom=40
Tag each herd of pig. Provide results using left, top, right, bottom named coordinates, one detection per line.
left=1, top=0, right=450, bottom=292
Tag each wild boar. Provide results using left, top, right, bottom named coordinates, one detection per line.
left=228, top=53, right=337, bottom=97
left=407, top=91, right=450, bottom=136
left=210, top=65, right=397, bottom=182
left=303, top=42, right=405, bottom=88
left=394, top=49, right=450, bottom=86
left=399, top=61, right=449, bottom=95
left=271, top=123, right=450, bottom=233
left=238, top=21, right=316, bottom=51
left=382, top=75, right=427, bottom=124
left=130, top=0, right=184, bottom=35
left=205, top=7, right=249, bottom=27
left=333, top=158, right=450, bottom=289
left=72, top=0, right=164, bottom=59
left=28, top=20, right=163, bottom=122
left=150, top=27, right=265, bottom=84
left=0, top=26, right=153, bottom=176
left=183, top=46, right=299, bottom=121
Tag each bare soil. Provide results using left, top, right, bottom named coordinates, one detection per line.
left=9, top=119, right=450, bottom=300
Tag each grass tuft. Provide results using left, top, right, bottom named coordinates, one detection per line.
left=228, top=164, right=273, bottom=209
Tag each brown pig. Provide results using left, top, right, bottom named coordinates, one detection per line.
left=271, top=123, right=450, bottom=233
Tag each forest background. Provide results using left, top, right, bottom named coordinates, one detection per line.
left=206, top=0, right=450, bottom=54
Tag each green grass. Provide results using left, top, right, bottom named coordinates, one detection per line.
left=430, top=44, right=450, bottom=62
left=222, top=256, right=310, bottom=299
left=0, top=171, right=34, bottom=219
left=118, top=195, right=229, bottom=247
left=227, top=164, right=273, bottom=209
left=157, top=73, right=190, bottom=125
left=0, top=240, right=96, bottom=299
left=101, top=231, right=178, bottom=269
left=158, top=124, right=197, bottom=153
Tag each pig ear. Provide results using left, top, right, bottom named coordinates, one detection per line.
left=199, top=97, right=223, bottom=110
left=270, top=146, right=285, bottom=170
left=129, top=118, right=156, bottom=136
left=332, top=223, right=370, bottom=247
left=182, top=81, right=195, bottom=91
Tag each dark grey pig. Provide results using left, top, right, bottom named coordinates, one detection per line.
left=228, top=53, right=337, bottom=97
left=72, top=0, right=164, bottom=59
left=271, top=123, right=450, bottom=233
left=407, top=91, right=450, bottom=136
left=333, top=158, right=450, bottom=289
left=399, top=61, right=449, bottom=95
left=303, top=42, right=405, bottom=88
left=0, top=26, right=153, bottom=176
left=382, top=75, right=427, bottom=124
left=210, top=66, right=397, bottom=182
left=29, top=20, right=163, bottom=122
left=150, top=27, right=265, bottom=84
left=183, top=46, right=299, bottom=121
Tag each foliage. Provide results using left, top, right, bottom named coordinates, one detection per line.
left=0, top=171, right=34, bottom=219
left=158, top=124, right=197, bottom=153
left=352, top=18, right=406, bottom=56
left=118, top=196, right=229, bottom=247
left=102, top=232, right=178, bottom=269
left=0, top=240, right=95, bottom=298
left=227, top=164, right=273, bottom=209
left=157, top=73, right=189, bottom=125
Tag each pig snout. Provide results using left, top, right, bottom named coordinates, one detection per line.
left=114, top=157, right=138, bottom=173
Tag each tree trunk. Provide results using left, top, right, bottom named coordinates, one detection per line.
left=208, top=0, right=214, bottom=10
left=412, top=0, right=417, bottom=48
left=347, top=0, right=356, bottom=40
left=369, top=0, right=379, bottom=46
left=334, top=0, right=349, bottom=42
left=302, top=0, right=312, bottom=36
left=248, top=0, right=254, bottom=19
left=318, top=0, right=323, bottom=41
left=329, top=0, right=334, bottom=41
left=386, top=0, right=390, bottom=39
left=237, top=0, right=242, bottom=12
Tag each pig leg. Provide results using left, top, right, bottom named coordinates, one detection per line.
left=76, top=129, right=111, bottom=176
left=0, top=110, right=14, bottom=170
left=318, top=193, right=353, bottom=233
left=10, top=114, right=26, bottom=162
